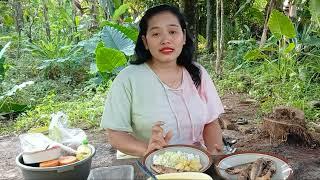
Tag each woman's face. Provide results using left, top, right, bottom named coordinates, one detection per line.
left=142, top=11, right=186, bottom=64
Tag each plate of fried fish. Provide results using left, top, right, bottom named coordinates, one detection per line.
left=216, top=152, right=293, bottom=180
left=143, top=145, right=212, bottom=174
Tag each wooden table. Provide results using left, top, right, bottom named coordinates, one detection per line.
left=112, top=155, right=226, bottom=180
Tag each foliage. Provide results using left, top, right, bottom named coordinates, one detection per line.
left=0, top=81, right=34, bottom=113
left=214, top=5, right=320, bottom=122
left=100, top=26, right=135, bottom=56
left=1, top=0, right=319, bottom=136
left=0, top=42, right=11, bottom=83
left=93, top=25, right=135, bottom=82
left=309, top=0, right=320, bottom=26
left=95, top=42, right=127, bottom=73
left=268, top=10, right=296, bottom=39
left=1, top=88, right=107, bottom=135
left=112, top=3, right=131, bottom=22
left=99, top=21, right=138, bottom=42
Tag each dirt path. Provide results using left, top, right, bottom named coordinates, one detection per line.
left=1, top=93, right=319, bottom=180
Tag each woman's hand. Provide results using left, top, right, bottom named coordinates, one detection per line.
left=209, top=144, right=223, bottom=155
left=144, top=121, right=173, bottom=156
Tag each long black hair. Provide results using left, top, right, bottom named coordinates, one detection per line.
left=131, top=4, right=201, bottom=87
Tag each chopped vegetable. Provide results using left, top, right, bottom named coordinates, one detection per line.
left=153, top=151, right=202, bottom=171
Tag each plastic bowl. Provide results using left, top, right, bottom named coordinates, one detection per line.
left=16, top=144, right=95, bottom=180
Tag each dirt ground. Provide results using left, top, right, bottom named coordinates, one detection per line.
left=1, top=93, right=320, bottom=180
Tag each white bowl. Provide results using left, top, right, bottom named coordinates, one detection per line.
left=217, top=152, right=293, bottom=180
left=143, top=144, right=212, bottom=174
left=22, top=146, right=62, bottom=164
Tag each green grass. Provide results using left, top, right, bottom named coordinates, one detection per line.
left=0, top=88, right=107, bottom=136
left=200, top=55, right=320, bottom=122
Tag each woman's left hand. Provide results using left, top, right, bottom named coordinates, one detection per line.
left=209, top=144, right=224, bottom=155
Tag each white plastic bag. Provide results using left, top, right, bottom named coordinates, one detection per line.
left=48, top=111, right=87, bottom=148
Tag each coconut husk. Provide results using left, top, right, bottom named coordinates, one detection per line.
left=261, top=106, right=314, bottom=146
left=270, top=106, right=306, bottom=127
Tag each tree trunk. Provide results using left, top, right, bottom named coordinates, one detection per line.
left=42, top=0, right=51, bottom=41
left=260, top=0, right=275, bottom=48
left=71, top=0, right=80, bottom=42
left=26, top=15, right=35, bottom=43
left=105, top=0, right=115, bottom=20
left=215, top=0, right=224, bottom=76
left=12, top=0, right=23, bottom=57
left=89, top=0, right=99, bottom=30
left=206, top=0, right=214, bottom=53
left=183, top=0, right=198, bottom=60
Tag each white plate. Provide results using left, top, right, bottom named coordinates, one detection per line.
left=147, top=172, right=213, bottom=180
left=217, top=152, right=293, bottom=180
left=143, top=145, right=212, bottom=174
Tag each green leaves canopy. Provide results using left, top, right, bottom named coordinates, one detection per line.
left=268, top=10, right=296, bottom=39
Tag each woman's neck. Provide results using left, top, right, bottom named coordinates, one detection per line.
left=147, top=60, right=180, bottom=74
left=147, top=60, right=183, bottom=89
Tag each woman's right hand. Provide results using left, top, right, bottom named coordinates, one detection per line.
left=144, top=121, right=173, bottom=156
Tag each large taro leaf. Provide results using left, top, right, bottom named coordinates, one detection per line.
left=95, top=42, right=127, bottom=73
left=78, top=35, right=100, bottom=54
left=101, top=26, right=135, bottom=56
left=268, top=10, right=296, bottom=39
left=100, top=21, right=138, bottom=42
left=0, top=102, right=29, bottom=114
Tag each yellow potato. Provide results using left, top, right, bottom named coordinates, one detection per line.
left=175, top=163, right=184, bottom=170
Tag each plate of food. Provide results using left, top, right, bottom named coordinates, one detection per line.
left=143, top=145, right=212, bottom=174
left=216, top=152, right=293, bottom=180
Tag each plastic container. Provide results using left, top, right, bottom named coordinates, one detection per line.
left=16, top=144, right=95, bottom=180
left=22, top=146, right=62, bottom=164
left=87, top=165, right=134, bottom=180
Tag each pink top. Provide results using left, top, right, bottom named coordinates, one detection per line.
left=153, top=64, right=224, bottom=145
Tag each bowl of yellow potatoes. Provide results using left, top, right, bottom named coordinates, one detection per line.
left=143, top=145, right=212, bottom=175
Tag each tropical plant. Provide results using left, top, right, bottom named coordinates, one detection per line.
left=93, top=24, right=137, bottom=82
left=0, top=42, right=11, bottom=83
left=244, top=10, right=297, bottom=82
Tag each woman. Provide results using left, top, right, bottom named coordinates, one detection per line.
left=101, top=4, right=224, bottom=157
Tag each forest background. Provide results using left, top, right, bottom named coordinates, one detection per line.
left=0, top=0, right=319, bottom=135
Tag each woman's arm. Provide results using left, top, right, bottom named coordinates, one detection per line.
left=107, top=129, right=148, bottom=157
left=203, top=119, right=223, bottom=155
